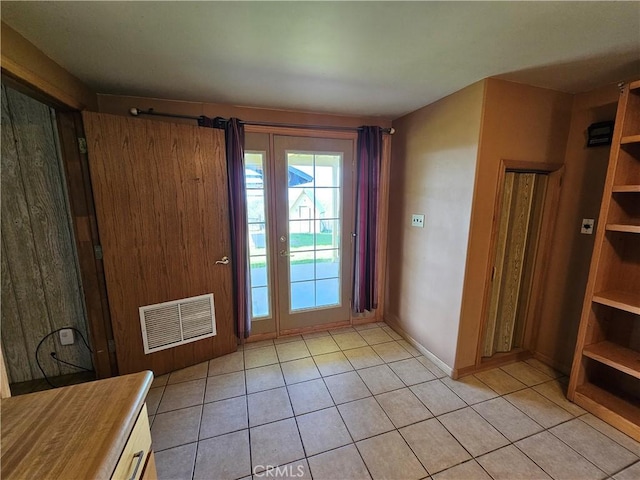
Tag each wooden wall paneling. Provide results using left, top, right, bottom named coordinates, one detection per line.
left=82, top=112, right=236, bottom=375
left=1, top=85, right=60, bottom=379
left=5, top=87, right=92, bottom=375
left=56, top=111, right=116, bottom=378
left=482, top=172, right=515, bottom=357
left=1, top=241, right=31, bottom=383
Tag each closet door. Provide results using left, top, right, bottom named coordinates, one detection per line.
left=482, top=171, right=547, bottom=357
left=83, top=112, right=235, bottom=375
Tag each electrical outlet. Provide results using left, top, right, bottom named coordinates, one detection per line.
left=59, top=328, right=74, bottom=346
left=581, top=218, right=595, bottom=234
left=411, top=214, right=425, bottom=228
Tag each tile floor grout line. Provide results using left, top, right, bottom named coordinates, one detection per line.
left=499, top=411, right=609, bottom=478
left=346, top=360, right=433, bottom=478
left=242, top=349, right=304, bottom=474
left=153, top=325, right=640, bottom=480
left=314, top=355, right=377, bottom=480
left=153, top=381, right=625, bottom=472
left=158, top=361, right=578, bottom=427
left=470, top=369, right=531, bottom=396
left=575, top=415, right=640, bottom=458
left=544, top=416, right=635, bottom=476
left=607, top=458, right=639, bottom=479
left=243, top=358, right=254, bottom=478
left=510, top=433, right=581, bottom=480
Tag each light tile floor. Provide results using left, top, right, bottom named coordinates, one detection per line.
left=147, top=322, right=640, bottom=480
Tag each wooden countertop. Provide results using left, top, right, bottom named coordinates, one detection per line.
left=1, top=371, right=153, bottom=479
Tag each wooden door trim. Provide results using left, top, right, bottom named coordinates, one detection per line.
left=56, top=111, right=116, bottom=378
left=246, top=125, right=358, bottom=140
left=475, top=159, right=564, bottom=368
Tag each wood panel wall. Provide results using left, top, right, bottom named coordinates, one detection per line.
left=1, top=84, right=92, bottom=383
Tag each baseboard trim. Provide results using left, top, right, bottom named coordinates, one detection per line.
left=533, top=351, right=570, bottom=376
left=383, top=314, right=453, bottom=377
left=454, top=349, right=532, bottom=378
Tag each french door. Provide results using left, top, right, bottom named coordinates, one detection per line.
left=245, top=132, right=355, bottom=334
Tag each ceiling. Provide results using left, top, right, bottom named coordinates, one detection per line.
left=2, top=2, right=639, bottom=119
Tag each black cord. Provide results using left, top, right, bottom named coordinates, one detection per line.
left=50, top=353, right=93, bottom=372
left=35, top=327, right=94, bottom=388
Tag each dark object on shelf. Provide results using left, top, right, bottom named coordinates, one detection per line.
left=587, top=121, right=615, bottom=147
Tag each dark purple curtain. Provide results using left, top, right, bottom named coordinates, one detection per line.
left=199, top=116, right=250, bottom=339
left=225, top=119, right=250, bottom=339
left=353, top=126, right=383, bottom=313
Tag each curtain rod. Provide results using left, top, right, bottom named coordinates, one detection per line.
left=129, top=107, right=395, bottom=134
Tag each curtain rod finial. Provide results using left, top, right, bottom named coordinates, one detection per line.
left=129, top=107, right=139, bottom=116
left=389, top=127, right=396, bottom=135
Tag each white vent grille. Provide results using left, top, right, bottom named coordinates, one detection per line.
left=139, top=294, right=216, bottom=354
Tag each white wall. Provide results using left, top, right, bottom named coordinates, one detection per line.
left=385, top=81, right=484, bottom=369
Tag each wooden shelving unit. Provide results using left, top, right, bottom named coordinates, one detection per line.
left=620, top=135, right=640, bottom=145
left=568, top=81, right=640, bottom=442
left=592, top=291, right=640, bottom=315
left=605, top=224, right=640, bottom=234
left=612, top=185, right=640, bottom=193
left=582, top=342, right=640, bottom=379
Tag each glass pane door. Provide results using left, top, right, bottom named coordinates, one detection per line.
left=274, top=136, right=355, bottom=331
left=287, top=152, right=342, bottom=311
left=243, top=132, right=275, bottom=336
left=245, top=150, right=270, bottom=320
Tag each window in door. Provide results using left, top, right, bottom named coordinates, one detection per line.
left=286, top=152, right=343, bottom=312
left=245, top=151, right=271, bottom=320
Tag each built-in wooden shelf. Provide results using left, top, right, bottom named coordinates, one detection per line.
left=621, top=135, right=640, bottom=145
left=605, top=224, right=640, bottom=234
left=612, top=185, right=640, bottom=193
left=570, top=81, right=640, bottom=442
left=592, top=290, right=640, bottom=315
left=574, top=383, right=640, bottom=440
left=583, top=341, right=640, bottom=379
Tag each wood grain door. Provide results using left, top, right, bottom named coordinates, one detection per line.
left=82, top=112, right=236, bottom=375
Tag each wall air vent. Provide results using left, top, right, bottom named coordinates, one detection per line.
left=139, top=293, right=216, bottom=354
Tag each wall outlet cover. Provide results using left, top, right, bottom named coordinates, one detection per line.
left=411, top=214, right=425, bottom=228
left=59, top=328, right=75, bottom=346
left=581, top=218, right=595, bottom=234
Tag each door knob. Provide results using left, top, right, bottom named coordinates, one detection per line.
left=280, top=250, right=290, bottom=257
left=215, top=256, right=230, bottom=265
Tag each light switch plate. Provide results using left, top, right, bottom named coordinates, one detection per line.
left=581, top=218, right=595, bottom=234
left=411, top=214, right=425, bottom=228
